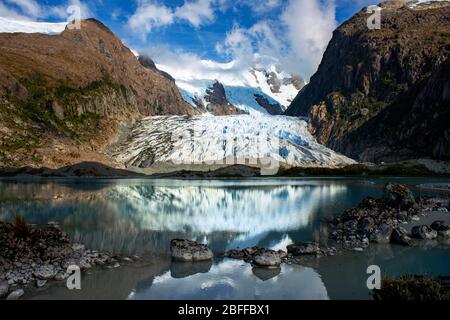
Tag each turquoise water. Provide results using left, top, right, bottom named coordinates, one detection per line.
left=0, top=177, right=449, bottom=300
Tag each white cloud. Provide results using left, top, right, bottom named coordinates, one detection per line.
left=175, top=0, right=215, bottom=27
left=0, top=0, right=93, bottom=21
left=128, top=0, right=217, bottom=37
left=4, top=0, right=41, bottom=18
left=281, top=0, right=336, bottom=78
left=128, top=1, right=175, bottom=34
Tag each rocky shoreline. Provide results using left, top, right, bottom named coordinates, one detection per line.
left=0, top=218, right=137, bottom=300
left=328, top=183, right=450, bottom=249
left=169, top=183, right=449, bottom=297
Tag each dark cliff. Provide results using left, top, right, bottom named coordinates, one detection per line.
left=286, top=1, right=450, bottom=162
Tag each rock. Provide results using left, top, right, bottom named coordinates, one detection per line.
left=411, top=225, right=438, bottom=240
left=54, top=272, right=69, bottom=281
left=390, top=227, right=412, bottom=246
left=33, top=265, right=57, bottom=280
left=438, top=230, right=450, bottom=238
left=223, top=249, right=245, bottom=259
left=252, top=250, right=282, bottom=269
left=36, top=279, right=47, bottom=288
left=370, top=223, right=393, bottom=244
left=382, top=184, right=416, bottom=209
left=0, top=281, right=9, bottom=298
left=170, top=239, right=213, bottom=262
left=287, top=242, right=320, bottom=256
left=6, top=289, right=24, bottom=300
left=430, top=220, right=450, bottom=231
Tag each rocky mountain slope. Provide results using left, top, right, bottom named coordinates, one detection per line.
left=0, top=19, right=195, bottom=168
left=286, top=1, right=450, bottom=163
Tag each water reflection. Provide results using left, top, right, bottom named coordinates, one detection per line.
left=0, top=179, right=358, bottom=255
left=2, top=178, right=448, bottom=257
left=131, top=259, right=329, bottom=300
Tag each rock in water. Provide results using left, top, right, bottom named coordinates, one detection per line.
left=390, top=227, right=412, bottom=246
left=170, top=239, right=213, bottom=262
left=0, top=281, right=9, bottom=299
left=382, top=184, right=416, bottom=209
left=6, top=289, right=24, bottom=300
left=370, top=223, right=393, bottom=244
left=252, top=249, right=282, bottom=269
left=430, top=220, right=450, bottom=232
left=411, top=225, right=438, bottom=240
left=287, top=242, right=320, bottom=255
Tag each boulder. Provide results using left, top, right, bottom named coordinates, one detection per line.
left=170, top=239, right=213, bottom=262
left=382, top=184, right=416, bottom=209
left=6, top=288, right=24, bottom=300
left=370, top=223, right=393, bottom=244
left=390, top=227, right=412, bottom=246
left=438, top=230, right=450, bottom=238
left=287, top=242, right=320, bottom=256
left=411, top=225, right=438, bottom=240
left=252, top=249, right=282, bottom=269
left=430, top=220, right=450, bottom=232
left=33, top=265, right=57, bottom=280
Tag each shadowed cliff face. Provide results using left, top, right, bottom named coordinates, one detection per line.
left=286, top=2, right=450, bottom=163
left=0, top=19, right=196, bottom=168
left=204, top=81, right=247, bottom=115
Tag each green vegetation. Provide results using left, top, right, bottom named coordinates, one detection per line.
left=373, top=276, right=450, bottom=301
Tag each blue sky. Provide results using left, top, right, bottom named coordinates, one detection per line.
left=0, top=0, right=377, bottom=79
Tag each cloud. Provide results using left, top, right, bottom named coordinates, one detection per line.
left=281, top=0, right=336, bottom=78
left=128, top=1, right=175, bottom=34
left=0, top=0, right=94, bottom=21
left=174, top=0, right=215, bottom=27
left=128, top=0, right=217, bottom=37
left=4, top=0, right=41, bottom=18
left=143, top=0, right=337, bottom=84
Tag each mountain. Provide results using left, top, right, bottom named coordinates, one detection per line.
left=108, top=114, right=356, bottom=175
left=156, top=61, right=305, bottom=115
left=0, top=19, right=195, bottom=168
left=286, top=0, right=450, bottom=163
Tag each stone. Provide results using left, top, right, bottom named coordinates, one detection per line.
left=382, top=184, right=416, bottom=209
left=0, top=281, right=9, bottom=298
left=430, top=220, right=450, bottom=232
left=438, top=230, right=450, bottom=238
left=170, top=239, right=213, bottom=262
left=36, top=279, right=47, bottom=288
left=6, top=289, right=24, bottom=300
left=370, top=223, right=393, bottom=244
left=287, top=242, right=320, bottom=256
left=411, top=225, right=438, bottom=240
left=252, top=250, right=282, bottom=269
left=390, top=227, right=412, bottom=246
left=33, top=265, right=57, bottom=280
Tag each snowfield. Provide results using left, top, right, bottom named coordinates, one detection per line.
left=111, top=114, right=356, bottom=174
left=0, top=17, right=67, bottom=34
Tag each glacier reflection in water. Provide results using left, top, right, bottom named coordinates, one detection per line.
left=0, top=178, right=387, bottom=255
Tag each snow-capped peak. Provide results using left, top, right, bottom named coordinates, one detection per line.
left=156, top=60, right=304, bottom=114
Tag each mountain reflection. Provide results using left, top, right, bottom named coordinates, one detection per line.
left=0, top=180, right=351, bottom=255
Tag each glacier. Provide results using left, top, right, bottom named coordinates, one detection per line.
left=110, top=114, right=356, bottom=174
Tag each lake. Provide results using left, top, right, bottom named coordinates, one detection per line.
left=0, top=177, right=449, bottom=300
